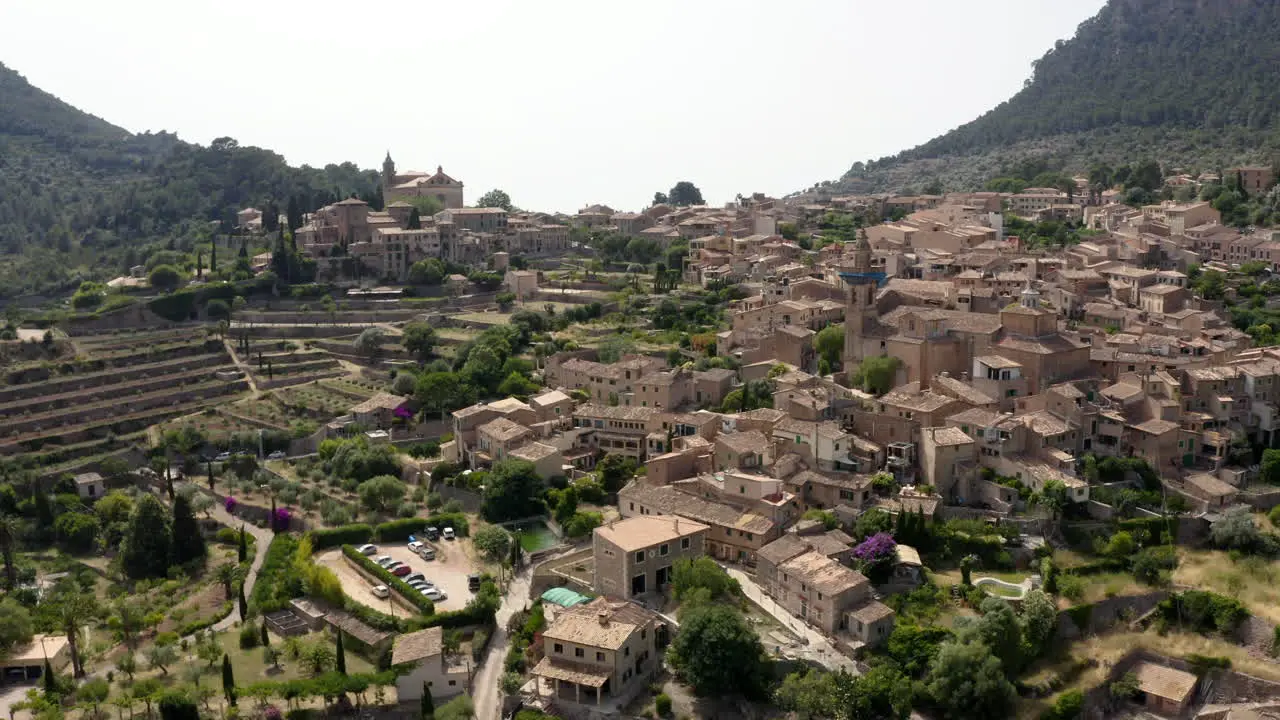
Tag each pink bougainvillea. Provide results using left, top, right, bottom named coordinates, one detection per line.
left=853, top=532, right=897, bottom=563
left=225, top=496, right=237, bottom=512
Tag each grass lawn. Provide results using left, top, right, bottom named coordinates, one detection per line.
left=449, top=312, right=513, bottom=325
left=1017, top=628, right=1280, bottom=719
left=99, top=625, right=379, bottom=711
left=1174, top=548, right=1280, bottom=624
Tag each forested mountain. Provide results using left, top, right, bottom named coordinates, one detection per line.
left=0, top=62, right=381, bottom=300
left=832, top=0, right=1280, bottom=194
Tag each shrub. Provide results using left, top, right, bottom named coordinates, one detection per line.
left=309, top=524, right=374, bottom=550
left=1156, top=591, right=1247, bottom=634
left=655, top=693, right=673, bottom=717
left=239, top=623, right=261, bottom=649
left=1039, top=689, right=1082, bottom=720
left=250, top=535, right=303, bottom=613
left=1058, top=574, right=1086, bottom=602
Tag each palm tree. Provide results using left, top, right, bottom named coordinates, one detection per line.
left=214, top=562, right=243, bottom=601
left=0, top=515, right=19, bottom=590
left=58, top=592, right=99, bottom=677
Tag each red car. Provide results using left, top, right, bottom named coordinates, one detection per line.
left=391, top=565, right=412, bottom=577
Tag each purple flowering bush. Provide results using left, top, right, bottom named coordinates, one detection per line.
left=853, top=532, right=897, bottom=584
left=225, top=496, right=237, bottom=512
left=273, top=507, right=291, bottom=531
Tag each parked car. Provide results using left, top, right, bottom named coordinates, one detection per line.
left=390, top=565, right=412, bottom=577
left=408, top=541, right=424, bottom=553
left=375, top=555, right=394, bottom=567
left=424, top=527, right=440, bottom=541
left=419, top=547, right=436, bottom=561
left=423, top=588, right=448, bottom=601
left=384, top=561, right=404, bottom=573
left=357, top=544, right=378, bottom=555
left=404, top=573, right=425, bottom=585
left=406, top=580, right=430, bottom=591
left=371, top=585, right=390, bottom=599
left=214, top=452, right=231, bottom=462
left=468, top=574, right=481, bottom=592
left=442, top=527, right=456, bottom=541
left=267, top=451, right=286, bottom=460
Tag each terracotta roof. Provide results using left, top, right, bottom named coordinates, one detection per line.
left=619, top=483, right=774, bottom=535
left=778, top=551, right=868, bottom=595
left=717, top=430, right=769, bottom=455
left=478, top=416, right=532, bottom=443
left=542, top=598, right=658, bottom=650
left=594, top=515, right=708, bottom=553
left=1018, top=410, right=1070, bottom=436
left=758, top=534, right=811, bottom=566
left=350, top=392, right=405, bottom=414
left=531, top=657, right=611, bottom=687
left=847, top=600, right=895, bottom=624
left=1132, top=661, right=1197, bottom=703
left=509, top=441, right=560, bottom=462
left=924, top=426, right=974, bottom=446
left=574, top=404, right=658, bottom=422
left=392, top=626, right=443, bottom=665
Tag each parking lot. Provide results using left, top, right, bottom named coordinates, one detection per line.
left=317, top=536, right=478, bottom=614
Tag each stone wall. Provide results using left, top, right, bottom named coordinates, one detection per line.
left=1081, top=649, right=1280, bottom=719
left=1056, top=591, right=1171, bottom=640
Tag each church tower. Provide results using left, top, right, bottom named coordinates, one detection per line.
left=381, top=151, right=396, bottom=191
left=842, top=229, right=882, bottom=367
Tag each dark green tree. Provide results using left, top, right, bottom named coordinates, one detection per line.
left=238, top=582, right=248, bottom=620
left=221, top=653, right=236, bottom=706
left=170, top=493, right=207, bottom=566
left=407, top=208, right=421, bottom=229
left=420, top=682, right=434, bottom=719
left=120, top=494, right=172, bottom=579
left=336, top=629, right=347, bottom=675
left=668, top=181, right=704, bottom=207
left=667, top=605, right=770, bottom=699
left=238, top=525, right=248, bottom=563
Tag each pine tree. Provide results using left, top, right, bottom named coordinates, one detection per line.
left=221, top=654, right=236, bottom=706
left=335, top=630, right=347, bottom=675
left=420, top=682, right=434, bottom=719
left=237, top=526, right=247, bottom=563
left=238, top=582, right=248, bottom=620
left=171, top=492, right=207, bottom=566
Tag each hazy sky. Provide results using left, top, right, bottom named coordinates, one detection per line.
left=3, top=0, right=1105, bottom=213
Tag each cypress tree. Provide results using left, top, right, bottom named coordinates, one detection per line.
left=270, top=496, right=278, bottom=534
left=260, top=620, right=270, bottom=647
left=42, top=658, right=56, bottom=697
left=210, top=242, right=218, bottom=274
left=121, top=494, right=172, bottom=579
left=221, top=654, right=236, bottom=706
left=420, top=682, right=434, bottom=719
left=207, top=460, right=215, bottom=491
left=335, top=630, right=346, bottom=675
left=238, top=526, right=247, bottom=563
left=238, top=582, right=248, bottom=620
left=171, top=493, right=207, bottom=566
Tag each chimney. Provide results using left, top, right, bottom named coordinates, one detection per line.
left=597, top=611, right=610, bottom=626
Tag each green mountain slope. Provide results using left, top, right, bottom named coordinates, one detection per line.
left=835, top=0, right=1280, bottom=193
left=0, top=62, right=380, bottom=300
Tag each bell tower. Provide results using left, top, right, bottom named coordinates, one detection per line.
left=381, top=151, right=396, bottom=190
left=842, top=229, right=882, bottom=366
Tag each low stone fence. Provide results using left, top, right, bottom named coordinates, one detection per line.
left=1056, top=591, right=1171, bottom=640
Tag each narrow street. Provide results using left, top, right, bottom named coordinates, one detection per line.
left=473, top=567, right=533, bottom=720
left=723, top=566, right=860, bottom=675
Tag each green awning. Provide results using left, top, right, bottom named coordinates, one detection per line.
left=540, top=587, right=590, bottom=608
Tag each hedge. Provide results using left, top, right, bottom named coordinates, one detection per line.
left=176, top=601, right=234, bottom=637
left=373, top=513, right=469, bottom=541
left=1117, top=516, right=1179, bottom=545
left=341, top=545, right=435, bottom=615
left=311, top=524, right=374, bottom=550
left=250, top=534, right=302, bottom=614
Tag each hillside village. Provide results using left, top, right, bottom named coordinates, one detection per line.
left=9, top=157, right=1280, bottom=720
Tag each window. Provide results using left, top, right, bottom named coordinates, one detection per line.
left=596, top=652, right=605, bottom=662
left=554, top=643, right=563, bottom=654
left=448, top=680, right=457, bottom=687
left=660, top=544, right=669, bottom=556
left=681, top=537, right=690, bottom=550
left=575, top=648, right=584, bottom=658
left=634, top=551, right=644, bottom=563
left=641, top=628, right=647, bottom=640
